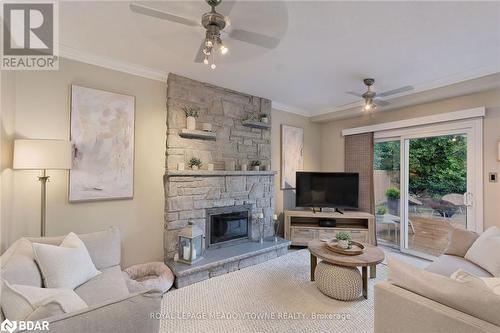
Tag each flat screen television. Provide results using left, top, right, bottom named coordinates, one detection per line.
left=295, top=172, right=359, bottom=209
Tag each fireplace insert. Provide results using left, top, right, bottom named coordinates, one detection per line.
left=206, top=205, right=252, bottom=248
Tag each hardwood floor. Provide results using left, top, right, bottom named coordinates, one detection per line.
left=377, top=214, right=466, bottom=257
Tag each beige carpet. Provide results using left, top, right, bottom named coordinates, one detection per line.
left=160, top=249, right=387, bottom=333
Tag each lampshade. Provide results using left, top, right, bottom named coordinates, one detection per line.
left=13, top=139, right=72, bottom=170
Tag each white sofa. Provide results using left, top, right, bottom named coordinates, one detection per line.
left=375, top=229, right=500, bottom=333
left=0, top=227, right=162, bottom=333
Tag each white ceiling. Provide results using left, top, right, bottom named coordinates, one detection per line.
left=59, top=1, right=500, bottom=117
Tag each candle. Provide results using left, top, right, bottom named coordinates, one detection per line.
left=183, top=246, right=190, bottom=260
left=273, top=214, right=278, bottom=220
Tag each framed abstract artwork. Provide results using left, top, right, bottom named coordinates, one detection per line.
left=69, top=85, right=135, bottom=202
left=281, top=124, right=304, bottom=189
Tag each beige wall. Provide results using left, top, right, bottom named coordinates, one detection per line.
left=319, top=88, right=500, bottom=229
left=0, top=58, right=166, bottom=267
left=271, top=109, right=322, bottom=218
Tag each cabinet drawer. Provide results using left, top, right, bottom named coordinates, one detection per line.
left=349, top=230, right=368, bottom=242
left=318, top=229, right=337, bottom=240
left=291, top=228, right=317, bottom=245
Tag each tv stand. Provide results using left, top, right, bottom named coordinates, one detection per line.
left=284, top=210, right=375, bottom=246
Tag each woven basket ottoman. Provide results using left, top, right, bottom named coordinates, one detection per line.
left=315, top=261, right=362, bottom=301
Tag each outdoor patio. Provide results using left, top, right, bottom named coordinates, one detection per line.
left=377, top=213, right=466, bottom=257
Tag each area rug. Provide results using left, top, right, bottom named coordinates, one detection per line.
left=160, top=249, right=387, bottom=333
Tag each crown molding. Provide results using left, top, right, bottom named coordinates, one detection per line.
left=272, top=101, right=311, bottom=117
left=59, top=44, right=167, bottom=82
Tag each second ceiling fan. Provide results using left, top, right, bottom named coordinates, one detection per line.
left=130, top=0, right=281, bottom=69
left=346, top=79, right=414, bottom=112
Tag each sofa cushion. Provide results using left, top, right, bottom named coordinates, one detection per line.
left=444, top=228, right=479, bottom=257
left=451, top=269, right=500, bottom=296
left=0, top=239, right=43, bottom=287
left=426, top=254, right=492, bottom=277
left=388, top=257, right=500, bottom=327
left=1, top=281, right=87, bottom=321
left=74, top=266, right=129, bottom=306
left=33, top=233, right=101, bottom=289
left=27, top=226, right=121, bottom=270
left=465, top=226, right=500, bottom=277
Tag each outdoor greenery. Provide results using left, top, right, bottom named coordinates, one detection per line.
left=374, top=135, right=467, bottom=197
left=385, top=187, right=400, bottom=199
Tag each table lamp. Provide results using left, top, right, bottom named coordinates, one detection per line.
left=13, top=139, right=72, bottom=236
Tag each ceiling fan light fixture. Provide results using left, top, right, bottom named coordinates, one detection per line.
left=220, top=44, right=228, bottom=55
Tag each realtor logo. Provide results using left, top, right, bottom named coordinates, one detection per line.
left=0, top=319, right=16, bottom=333
left=1, top=1, right=59, bottom=70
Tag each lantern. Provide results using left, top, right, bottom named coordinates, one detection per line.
left=178, top=222, right=204, bottom=265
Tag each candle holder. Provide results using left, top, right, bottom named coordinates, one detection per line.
left=256, top=213, right=265, bottom=244
left=273, top=214, right=281, bottom=243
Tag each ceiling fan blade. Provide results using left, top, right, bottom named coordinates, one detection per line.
left=377, top=85, right=414, bottom=97
left=374, top=98, right=390, bottom=107
left=228, top=29, right=280, bottom=49
left=129, top=3, right=200, bottom=27
left=345, top=91, right=363, bottom=98
left=194, top=40, right=205, bottom=63
left=218, top=1, right=236, bottom=16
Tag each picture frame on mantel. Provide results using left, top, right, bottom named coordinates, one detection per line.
left=281, top=124, right=304, bottom=190
left=69, top=85, right=135, bottom=202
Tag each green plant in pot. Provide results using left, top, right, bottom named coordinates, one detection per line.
left=385, top=187, right=400, bottom=215
left=250, top=160, right=261, bottom=171
left=183, top=106, right=199, bottom=130
left=188, top=157, right=202, bottom=171
left=336, top=232, right=352, bottom=249
left=376, top=206, right=388, bottom=215
left=259, top=113, right=269, bottom=123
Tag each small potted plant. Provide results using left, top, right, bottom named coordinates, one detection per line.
left=336, top=232, right=352, bottom=249
left=385, top=187, right=400, bottom=215
left=188, top=157, right=202, bottom=171
left=183, top=106, right=199, bottom=130
left=250, top=160, right=261, bottom=171
left=259, top=113, right=269, bottom=123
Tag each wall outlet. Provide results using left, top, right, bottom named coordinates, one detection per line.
left=489, top=172, right=498, bottom=182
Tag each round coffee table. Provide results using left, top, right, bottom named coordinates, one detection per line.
left=308, top=240, right=385, bottom=299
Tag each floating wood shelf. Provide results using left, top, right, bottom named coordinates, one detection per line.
left=242, top=120, right=271, bottom=129
left=179, top=129, right=216, bottom=141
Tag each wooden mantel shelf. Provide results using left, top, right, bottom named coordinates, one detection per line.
left=165, top=170, right=277, bottom=177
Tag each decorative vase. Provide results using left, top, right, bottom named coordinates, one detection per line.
left=186, top=116, right=196, bottom=130
left=177, top=162, right=185, bottom=171
left=261, top=117, right=269, bottom=123
left=207, top=163, right=214, bottom=171
left=191, top=165, right=198, bottom=171
left=241, top=164, right=247, bottom=171
left=338, top=240, right=349, bottom=249
left=253, top=166, right=260, bottom=171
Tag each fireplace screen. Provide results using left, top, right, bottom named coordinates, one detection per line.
left=209, top=211, right=249, bottom=246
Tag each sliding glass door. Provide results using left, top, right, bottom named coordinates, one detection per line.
left=374, top=119, right=482, bottom=259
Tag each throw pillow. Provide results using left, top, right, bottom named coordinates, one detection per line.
left=1, top=280, right=87, bottom=321
left=465, top=227, right=500, bottom=277
left=451, top=269, right=500, bottom=296
left=33, top=232, right=101, bottom=289
left=444, top=228, right=479, bottom=257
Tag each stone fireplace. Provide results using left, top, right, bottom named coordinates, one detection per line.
left=206, top=204, right=252, bottom=248
left=163, top=74, right=289, bottom=287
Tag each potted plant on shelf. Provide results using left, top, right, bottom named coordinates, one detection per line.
left=385, top=187, right=400, bottom=215
left=183, top=106, right=199, bottom=130
left=336, top=232, right=352, bottom=249
left=259, top=113, right=269, bottom=123
left=250, top=160, right=261, bottom=171
left=188, top=157, right=202, bottom=171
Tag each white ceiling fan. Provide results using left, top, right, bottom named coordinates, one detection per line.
left=129, top=0, right=281, bottom=69
left=346, top=78, right=414, bottom=112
